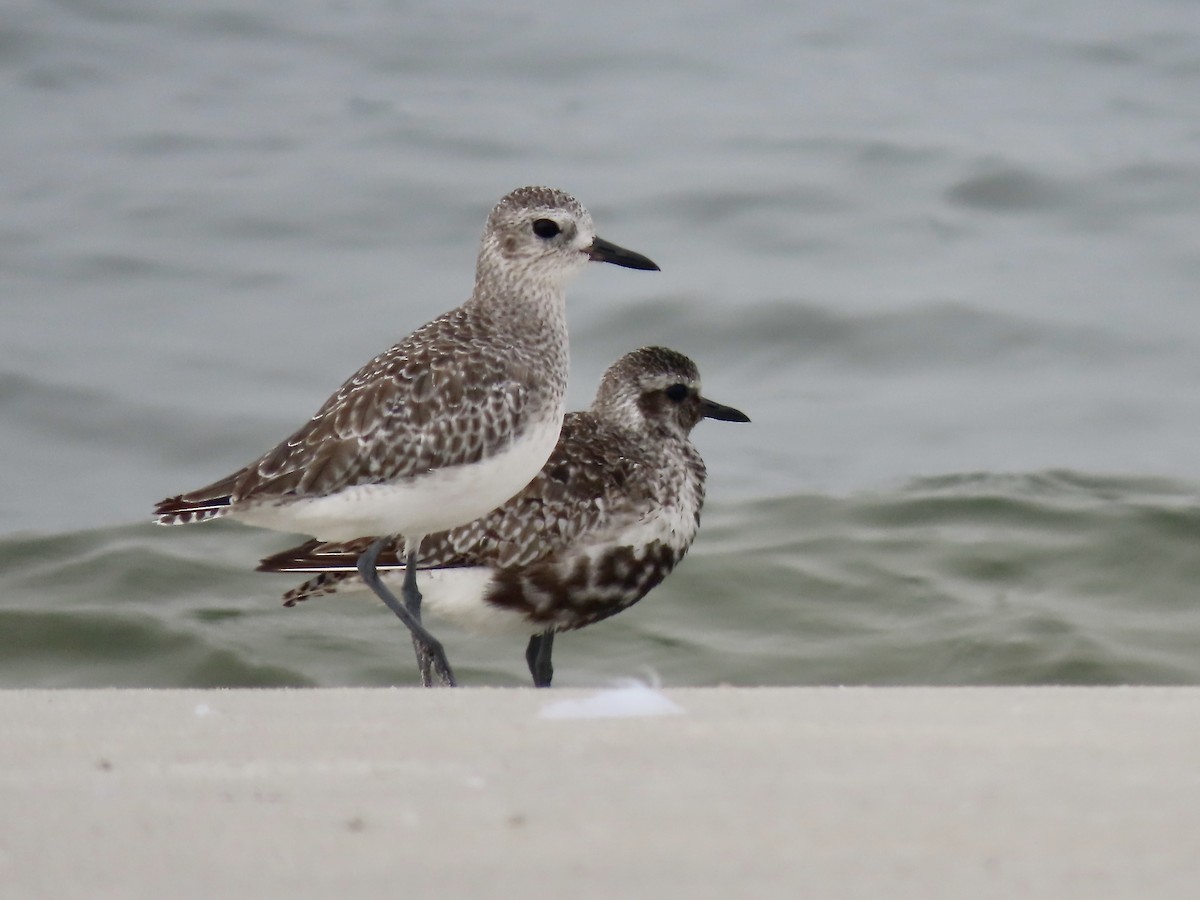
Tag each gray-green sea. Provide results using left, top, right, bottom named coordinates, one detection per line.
left=4, top=0, right=1199, bottom=686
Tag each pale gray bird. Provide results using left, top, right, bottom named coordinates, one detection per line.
left=155, top=186, right=659, bottom=687
left=258, top=347, right=749, bottom=687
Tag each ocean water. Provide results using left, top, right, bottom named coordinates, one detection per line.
left=3, top=0, right=1198, bottom=686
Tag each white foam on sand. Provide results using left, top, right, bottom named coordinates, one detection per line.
left=539, top=677, right=685, bottom=719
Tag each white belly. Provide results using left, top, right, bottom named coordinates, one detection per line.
left=419, top=567, right=535, bottom=634
left=232, top=414, right=562, bottom=542
left=327, top=565, right=535, bottom=635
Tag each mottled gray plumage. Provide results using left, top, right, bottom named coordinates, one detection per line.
left=155, top=186, right=659, bottom=688
left=156, top=186, right=656, bottom=537
left=167, top=303, right=558, bottom=511
left=258, top=347, right=750, bottom=685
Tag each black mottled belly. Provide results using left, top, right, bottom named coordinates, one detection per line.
left=483, top=541, right=686, bottom=632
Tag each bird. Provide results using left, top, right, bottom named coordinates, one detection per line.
left=257, top=346, right=750, bottom=687
left=154, top=186, right=659, bottom=687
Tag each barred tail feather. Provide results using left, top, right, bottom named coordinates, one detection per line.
left=259, top=538, right=404, bottom=608
left=281, top=571, right=362, bottom=607
left=154, top=470, right=246, bottom=525
left=154, top=495, right=232, bottom=525
left=256, top=537, right=396, bottom=573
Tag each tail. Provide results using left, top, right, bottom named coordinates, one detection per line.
left=280, top=571, right=361, bottom=607
left=154, top=471, right=243, bottom=525
left=258, top=537, right=404, bottom=608
left=154, top=495, right=231, bottom=525
left=261, top=537, right=483, bottom=609
left=256, top=537, right=394, bottom=572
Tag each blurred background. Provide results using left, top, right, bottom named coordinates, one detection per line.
left=3, top=0, right=1198, bottom=686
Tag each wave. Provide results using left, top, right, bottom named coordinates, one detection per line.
left=3, top=471, right=1196, bottom=687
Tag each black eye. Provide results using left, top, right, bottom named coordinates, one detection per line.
left=665, top=384, right=689, bottom=403
left=532, top=218, right=561, bottom=239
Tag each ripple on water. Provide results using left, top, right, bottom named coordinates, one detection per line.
left=2, top=472, right=1198, bottom=687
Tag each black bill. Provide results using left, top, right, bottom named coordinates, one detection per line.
left=587, top=236, right=660, bottom=271
left=700, top=396, right=751, bottom=423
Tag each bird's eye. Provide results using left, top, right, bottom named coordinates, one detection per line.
left=665, top=384, right=689, bottom=403
left=532, top=218, right=561, bottom=239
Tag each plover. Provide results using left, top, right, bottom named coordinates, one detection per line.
left=257, top=347, right=750, bottom=687
left=155, top=186, right=659, bottom=687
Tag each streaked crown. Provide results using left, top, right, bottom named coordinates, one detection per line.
left=593, top=346, right=749, bottom=436
left=593, top=347, right=702, bottom=433
left=475, top=186, right=597, bottom=292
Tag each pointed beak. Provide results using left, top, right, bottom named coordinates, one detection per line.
left=586, top=236, right=660, bottom=271
left=700, top=396, right=750, bottom=423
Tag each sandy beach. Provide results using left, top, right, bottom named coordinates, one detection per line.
left=2, top=687, right=1197, bottom=898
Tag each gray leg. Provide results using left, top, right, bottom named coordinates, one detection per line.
left=398, top=540, right=446, bottom=687
left=357, top=537, right=456, bottom=688
left=525, top=630, right=555, bottom=688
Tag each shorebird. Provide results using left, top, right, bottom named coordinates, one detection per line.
left=258, top=347, right=749, bottom=687
left=155, top=186, right=659, bottom=687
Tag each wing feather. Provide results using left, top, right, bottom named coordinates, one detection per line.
left=260, top=411, right=650, bottom=603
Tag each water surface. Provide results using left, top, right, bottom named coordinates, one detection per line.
left=3, top=0, right=1198, bottom=685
